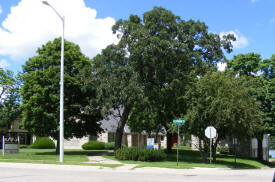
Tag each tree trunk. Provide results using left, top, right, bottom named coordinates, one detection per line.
left=166, top=132, right=172, bottom=153
left=212, top=137, right=219, bottom=163
left=257, top=134, right=263, bottom=161
left=199, top=137, right=208, bottom=163
left=56, top=137, right=60, bottom=154
left=114, top=104, right=132, bottom=151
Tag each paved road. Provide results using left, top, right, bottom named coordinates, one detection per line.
left=0, top=163, right=274, bottom=182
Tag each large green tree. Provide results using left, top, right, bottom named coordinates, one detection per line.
left=0, top=69, right=21, bottom=136
left=111, top=7, right=234, bottom=152
left=21, top=38, right=102, bottom=152
left=85, top=45, right=144, bottom=150
left=260, top=56, right=275, bottom=134
left=227, top=52, right=275, bottom=160
left=184, top=71, right=264, bottom=163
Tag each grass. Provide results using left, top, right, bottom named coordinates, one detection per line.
left=103, top=146, right=269, bottom=169
left=0, top=147, right=270, bottom=169
left=0, top=148, right=121, bottom=168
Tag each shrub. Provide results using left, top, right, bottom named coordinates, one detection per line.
left=115, top=147, right=167, bottom=162
left=82, top=141, right=105, bottom=150
left=20, top=145, right=29, bottom=149
left=30, top=137, right=55, bottom=149
left=104, top=142, right=115, bottom=149
left=217, top=146, right=229, bottom=154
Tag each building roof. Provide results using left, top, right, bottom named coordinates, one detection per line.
left=100, top=109, right=166, bottom=135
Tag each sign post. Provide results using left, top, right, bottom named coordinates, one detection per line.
left=2, top=136, right=4, bottom=157
left=173, top=119, right=185, bottom=166
left=205, top=126, right=217, bottom=164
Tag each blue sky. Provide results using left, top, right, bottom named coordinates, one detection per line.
left=0, top=0, right=275, bottom=73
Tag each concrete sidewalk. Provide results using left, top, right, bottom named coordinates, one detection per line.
left=86, top=154, right=138, bottom=170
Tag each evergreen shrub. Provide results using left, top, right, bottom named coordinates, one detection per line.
left=104, top=142, right=115, bottom=149
left=217, top=146, right=229, bottom=154
left=82, top=141, right=105, bottom=150
left=30, top=137, right=55, bottom=149
left=114, top=147, right=167, bottom=161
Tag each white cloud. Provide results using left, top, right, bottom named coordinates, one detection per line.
left=0, top=0, right=118, bottom=62
left=251, top=0, right=259, bottom=3
left=220, top=29, right=248, bottom=49
left=0, top=59, right=9, bottom=68
left=217, top=62, right=227, bottom=72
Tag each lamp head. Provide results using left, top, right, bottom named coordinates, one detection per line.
left=42, top=1, right=50, bottom=6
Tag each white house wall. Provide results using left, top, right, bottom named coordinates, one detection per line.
left=64, top=137, right=89, bottom=149
left=97, top=132, right=108, bottom=143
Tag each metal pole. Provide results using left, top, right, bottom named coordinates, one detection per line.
left=177, top=124, right=179, bottom=166
left=59, top=16, right=65, bottom=163
left=267, top=134, right=270, bottom=162
left=42, top=1, right=64, bottom=163
left=2, top=136, right=4, bottom=157
left=234, top=138, right=237, bottom=167
left=210, top=128, right=212, bottom=164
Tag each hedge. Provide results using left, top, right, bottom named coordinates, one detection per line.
left=217, top=146, right=229, bottom=154
left=104, top=142, right=115, bottom=149
left=82, top=141, right=105, bottom=150
left=30, top=137, right=55, bottom=149
left=115, top=147, right=167, bottom=161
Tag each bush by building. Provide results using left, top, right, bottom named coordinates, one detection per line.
left=217, top=146, right=229, bottom=154
left=104, top=142, right=115, bottom=149
left=30, top=137, right=55, bottom=149
left=82, top=141, right=105, bottom=150
left=115, top=147, right=167, bottom=161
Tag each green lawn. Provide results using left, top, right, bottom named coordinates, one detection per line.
left=0, top=148, right=121, bottom=168
left=0, top=147, right=270, bottom=169
left=103, top=146, right=269, bottom=169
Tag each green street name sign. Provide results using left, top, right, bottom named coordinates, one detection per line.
left=173, top=120, right=185, bottom=125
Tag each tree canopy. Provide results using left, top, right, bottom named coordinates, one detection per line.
left=184, top=71, right=264, bottom=162
left=0, top=68, right=21, bottom=136
left=110, top=7, right=235, bottom=151
left=227, top=52, right=275, bottom=160
left=84, top=44, right=144, bottom=150
left=21, top=38, right=102, bottom=143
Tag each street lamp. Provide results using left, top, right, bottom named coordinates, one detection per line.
left=42, top=1, right=64, bottom=163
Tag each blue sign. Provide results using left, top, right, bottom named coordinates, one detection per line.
left=147, top=138, right=154, bottom=149
left=173, top=120, right=185, bottom=125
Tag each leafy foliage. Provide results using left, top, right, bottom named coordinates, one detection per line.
left=184, top=71, right=264, bottom=162
left=228, top=53, right=262, bottom=76
left=21, top=38, right=102, bottom=140
left=84, top=44, right=144, bottom=150
left=217, top=146, right=229, bottom=154
left=114, top=147, right=167, bottom=161
left=110, top=7, right=235, bottom=152
left=0, top=69, right=21, bottom=136
left=31, top=137, right=55, bottom=149
left=81, top=141, right=105, bottom=150
left=104, top=142, right=115, bottom=150
left=227, top=52, right=275, bottom=160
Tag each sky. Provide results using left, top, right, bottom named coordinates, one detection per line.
left=0, top=0, right=275, bottom=73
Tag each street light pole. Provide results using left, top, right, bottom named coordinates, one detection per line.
left=42, top=1, right=64, bottom=163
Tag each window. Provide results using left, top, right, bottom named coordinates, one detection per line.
left=108, top=133, right=115, bottom=142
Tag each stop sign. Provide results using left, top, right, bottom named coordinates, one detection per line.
left=205, top=126, right=217, bottom=139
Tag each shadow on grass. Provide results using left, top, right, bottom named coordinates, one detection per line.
left=162, top=149, right=265, bottom=169
left=34, top=150, right=111, bottom=156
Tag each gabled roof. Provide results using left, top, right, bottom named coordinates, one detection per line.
left=100, top=110, right=166, bottom=135
left=100, top=111, right=131, bottom=134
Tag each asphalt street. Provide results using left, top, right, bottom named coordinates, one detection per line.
left=0, top=162, right=274, bottom=182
